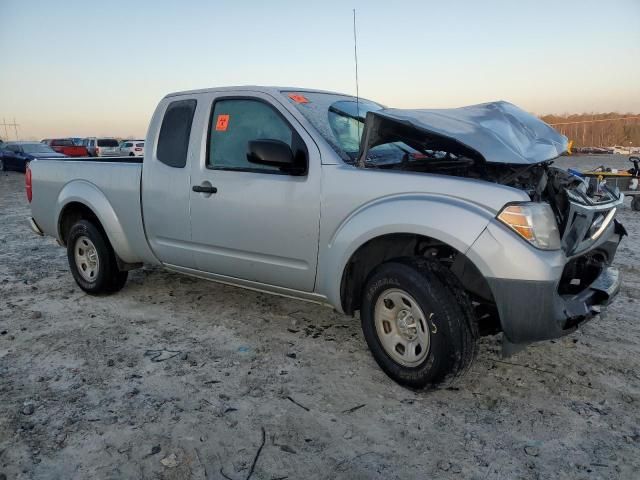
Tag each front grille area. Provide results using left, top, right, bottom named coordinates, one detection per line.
left=558, top=250, right=607, bottom=295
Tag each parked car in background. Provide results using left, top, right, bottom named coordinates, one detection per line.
left=0, top=141, right=65, bottom=172
left=613, top=146, right=631, bottom=154
left=81, top=137, right=120, bottom=157
left=43, top=138, right=89, bottom=157
left=119, top=140, right=145, bottom=157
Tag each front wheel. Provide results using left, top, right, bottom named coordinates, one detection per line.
left=67, top=220, right=128, bottom=294
left=361, top=258, right=477, bottom=389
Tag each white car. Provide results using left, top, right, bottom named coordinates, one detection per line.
left=81, top=138, right=121, bottom=157
left=612, top=145, right=631, bottom=155
left=119, top=140, right=145, bottom=157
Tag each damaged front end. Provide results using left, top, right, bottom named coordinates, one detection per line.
left=356, top=100, right=625, bottom=257
left=356, top=101, right=626, bottom=344
left=545, top=167, right=625, bottom=256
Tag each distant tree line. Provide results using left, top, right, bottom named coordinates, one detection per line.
left=540, top=113, right=640, bottom=148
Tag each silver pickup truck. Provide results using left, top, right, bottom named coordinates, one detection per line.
left=27, top=86, right=626, bottom=389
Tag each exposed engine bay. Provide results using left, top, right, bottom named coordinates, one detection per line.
left=356, top=102, right=626, bottom=257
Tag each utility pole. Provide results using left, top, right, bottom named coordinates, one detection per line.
left=0, top=118, right=20, bottom=140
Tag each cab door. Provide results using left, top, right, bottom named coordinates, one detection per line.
left=188, top=91, right=321, bottom=292
left=141, top=96, right=200, bottom=268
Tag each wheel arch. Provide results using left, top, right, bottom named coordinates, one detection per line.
left=318, top=195, right=497, bottom=313
left=56, top=180, right=137, bottom=262
left=338, top=233, right=497, bottom=321
left=58, top=201, right=102, bottom=246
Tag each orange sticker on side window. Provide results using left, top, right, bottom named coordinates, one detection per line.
left=288, top=93, right=309, bottom=104
left=215, top=114, right=230, bottom=131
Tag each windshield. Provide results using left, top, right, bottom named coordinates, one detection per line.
left=51, top=139, right=74, bottom=146
left=22, top=144, right=57, bottom=154
left=285, top=91, right=418, bottom=165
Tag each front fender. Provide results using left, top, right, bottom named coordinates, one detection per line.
left=317, top=193, right=496, bottom=310
left=56, top=180, right=138, bottom=263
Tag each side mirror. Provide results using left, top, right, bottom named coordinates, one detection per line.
left=247, top=139, right=294, bottom=169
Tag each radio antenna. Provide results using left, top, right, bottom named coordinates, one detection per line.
left=353, top=9, right=360, bottom=136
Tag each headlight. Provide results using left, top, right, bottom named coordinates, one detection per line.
left=588, top=208, right=616, bottom=240
left=497, top=203, right=561, bottom=250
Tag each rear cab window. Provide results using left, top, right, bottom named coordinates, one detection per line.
left=157, top=99, right=197, bottom=168
left=97, top=139, right=119, bottom=147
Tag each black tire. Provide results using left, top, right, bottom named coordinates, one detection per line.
left=0, top=158, right=5, bottom=171
left=361, top=257, right=477, bottom=389
left=129, top=152, right=135, bottom=157
left=632, top=196, right=640, bottom=212
left=66, top=220, right=128, bottom=294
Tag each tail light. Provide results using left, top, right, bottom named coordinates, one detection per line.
left=134, top=147, right=142, bottom=151
left=25, top=165, right=33, bottom=203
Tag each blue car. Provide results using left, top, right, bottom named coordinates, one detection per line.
left=0, top=141, right=66, bottom=172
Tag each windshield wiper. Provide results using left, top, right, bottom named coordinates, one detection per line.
left=329, top=105, right=366, bottom=123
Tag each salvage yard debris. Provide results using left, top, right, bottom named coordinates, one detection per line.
left=144, top=348, right=182, bottom=362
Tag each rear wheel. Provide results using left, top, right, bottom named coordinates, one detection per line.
left=67, top=220, right=128, bottom=294
left=0, top=158, right=5, bottom=171
left=632, top=195, right=640, bottom=212
left=361, top=257, right=477, bottom=389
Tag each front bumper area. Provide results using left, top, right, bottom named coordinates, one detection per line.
left=467, top=215, right=625, bottom=346
left=487, top=265, right=621, bottom=344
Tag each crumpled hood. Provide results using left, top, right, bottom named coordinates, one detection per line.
left=361, top=101, right=568, bottom=165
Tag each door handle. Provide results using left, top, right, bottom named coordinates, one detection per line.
left=192, top=183, right=217, bottom=194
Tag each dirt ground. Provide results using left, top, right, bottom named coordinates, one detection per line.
left=1, top=155, right=639, bottom=480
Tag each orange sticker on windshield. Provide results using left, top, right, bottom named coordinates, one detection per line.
left=215, top=114, right=230, bottom=131
left=288, top=93, right=309, bottom=104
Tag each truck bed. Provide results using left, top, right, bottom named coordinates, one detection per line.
left=48, top=156, right=144, bottom=163
left=29, top=157, right=156, bottom=264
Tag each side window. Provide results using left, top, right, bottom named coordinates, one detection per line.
left=157, top=99, right=197, bottom=168
left=208, top=99, right=294, bottom=172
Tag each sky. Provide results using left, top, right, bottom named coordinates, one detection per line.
left=0, top=0, right=639, bottom=140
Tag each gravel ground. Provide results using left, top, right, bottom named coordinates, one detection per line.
left=1, top=155, right=639, bottom=479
